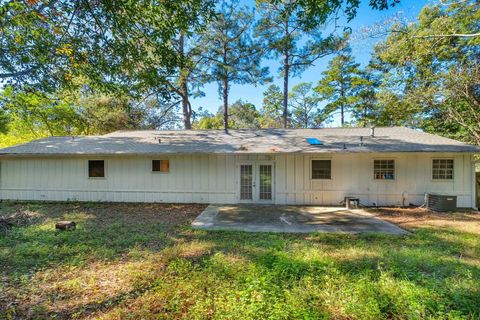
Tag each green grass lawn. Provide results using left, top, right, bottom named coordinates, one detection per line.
left=1, top=202, right=479, bottom=320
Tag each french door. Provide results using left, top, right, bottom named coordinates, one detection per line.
left=239, top=163, right=274, bottom=202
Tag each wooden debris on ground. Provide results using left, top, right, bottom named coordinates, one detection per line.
left=55, top=221, right=76, bottom=231
left=0, top=210, right=40, bottom=233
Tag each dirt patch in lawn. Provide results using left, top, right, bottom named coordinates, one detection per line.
left=369, top=207, right=480, bottom=234
left=80, top=202, right=207, bottom=230
left=0, top=202, right=207, bottom=319
left=1, top=202, right=206, bottom=229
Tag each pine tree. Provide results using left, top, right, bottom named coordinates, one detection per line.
left=256, top=0, right=343, bottom=128
left=261, top=84, right=283, bottom=128
left=289, top=82, right=323, bottom=128
left=165, top=32, right=206, bottom=129
left=351, top=64, right=381, bottom=127
left=315, top=49, right=366, bottom=126
left=200, top=0, right=269, bottom=131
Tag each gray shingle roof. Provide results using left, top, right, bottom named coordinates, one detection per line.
left=0, top=127, right=478, bottom=156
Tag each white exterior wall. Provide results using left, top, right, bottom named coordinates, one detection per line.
left=0, top=155, right=237, bottom=204
left=273, top=153, right=475, bottom=208
left=0, top=152, right=476, bottom=207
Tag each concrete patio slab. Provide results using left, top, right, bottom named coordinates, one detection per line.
left=192, top=205, right=408, bottom=234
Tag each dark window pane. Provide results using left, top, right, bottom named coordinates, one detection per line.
left=152, top=160, right=160, bottom=171
left=88, top=160, right=105, bottom=178
left=152, top=160, right=169, bottom=172
left=312, top=160, right=331, bottom=179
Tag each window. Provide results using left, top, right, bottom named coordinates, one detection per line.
left=88, top=160, right=105, bottom=178
left=152, top=160, right=169, bottom=173
left=374, top=160, right=395, bottom=180
left=432, top=159, right=454, bottom=180
left=312, top=160, right=331, bottom=179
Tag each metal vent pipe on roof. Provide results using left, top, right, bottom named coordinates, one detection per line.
left=370, top=126, right=375, bottom=137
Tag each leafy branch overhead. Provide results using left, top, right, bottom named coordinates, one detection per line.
left=371, top=0, right=480, bottom=144
left=0, top=0, right=479, bottom=147
left=0, top=0, right=215, bottom=94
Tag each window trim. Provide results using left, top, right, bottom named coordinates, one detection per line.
left=151, top=159, right=170, bottom=173
left=431, top=158, right=454, bottom=181
left=373, top=159, right=396, bottom=181
left=310, top=158, right=332, bottom=180
left=88, top=160, right=106, bottom=179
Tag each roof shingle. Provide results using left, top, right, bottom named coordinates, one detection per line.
left=0, top=127, right=478, bottom=156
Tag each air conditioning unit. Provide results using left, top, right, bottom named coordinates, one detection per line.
left=426, top=194, right=457, bottom=212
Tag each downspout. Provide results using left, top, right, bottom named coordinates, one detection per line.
left=472, top=154, right=479, bottom=210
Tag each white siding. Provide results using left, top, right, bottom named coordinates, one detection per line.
left=274, top=153, right=474, bottom=207
left=0, top=155, right=237, bottom=204
left=0, top=152, right=475, bottom=207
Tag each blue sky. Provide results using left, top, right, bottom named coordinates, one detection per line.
left=192, top=0, right=431, bottom=126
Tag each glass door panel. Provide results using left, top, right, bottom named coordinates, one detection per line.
left=259, top=165, right=272, bottom=200
left=240, top=164, right=253, bottom=200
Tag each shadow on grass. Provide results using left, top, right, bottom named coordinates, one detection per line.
left=1, top=202, right=480, bottom=319
left=0, top=202, right=201, bottom=277
left=164, top=228, right=480, bottom=318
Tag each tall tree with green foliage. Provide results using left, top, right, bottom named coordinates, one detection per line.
left=315, top=49, right=366, bottom=126
left=229, top=100, right=262, bottom=129
left=372, top=0, right=480, bottom=143
left=256, top=1, right=344, bottom=128
left=261, top=84, right=284, bottom=128
left=289, top=82, right=323, bottom=128
left=0, top=87, right=82, bottom=137
left=0, top=0, right=216, bottom=139
left=165, top=30, right=210, bottom=129
left=350, top=64, right=381, bottom=127
left=0, top=108, right=8, bottom=134
left=0, top=0, right=215, bottom=94
left=200, top=0, right=269, bottom=131
left=193, top=100, right=261, bottom=129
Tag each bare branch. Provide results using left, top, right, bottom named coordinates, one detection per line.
left=412, top=32, right=480, bottom=38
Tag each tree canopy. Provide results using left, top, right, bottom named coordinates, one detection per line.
left=1, top=0, right=480, bottom=148
left=256, top=0, right=344, bottom=128
left=315, top=48, right=367, bottom=126
left=200, top=0, right=269, bottom=131
left=371, top=0, right=480, bottom=143
left=0, top=0, right=215, bottom=94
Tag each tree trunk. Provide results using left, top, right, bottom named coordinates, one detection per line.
left=282, top=17, right=290, bottom=129
left=341, top=104, right=344, bottom=126
left=362, top=106, right=367, bottom=127
left=178, top=32, right=192, bottom=129
left=340, top=85, right=345, bottom=127
left=304, top=105, right=308, bottom=128
left=283, top=55, right=289, bottom=129
left=222, top=42, right=229, bottom=132
left=180, top=80, right=191, bottom=129
left=223, top=76, right=229, bottom=131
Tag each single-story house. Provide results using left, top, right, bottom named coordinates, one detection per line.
left=0, top=127, right=478, bottom=208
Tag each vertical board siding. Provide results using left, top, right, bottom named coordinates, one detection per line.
left=274, top=153, right=474, bottom=208
left=0, top=155, right=237, bottom=203
left=0, top=152, right=475, bottom=207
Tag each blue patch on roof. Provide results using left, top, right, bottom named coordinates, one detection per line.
left=306, top=137, right=323, bottom=145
